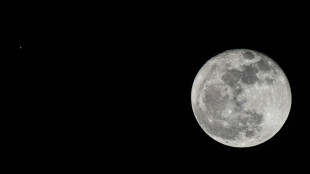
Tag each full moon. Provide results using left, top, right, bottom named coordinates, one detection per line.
left=191, top=49, right=291, bottom=147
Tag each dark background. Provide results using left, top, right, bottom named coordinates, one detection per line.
left=6, top=2, right=309, bottom=169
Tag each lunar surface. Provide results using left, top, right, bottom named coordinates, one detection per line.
left=191, top=49, right=291, bottom=147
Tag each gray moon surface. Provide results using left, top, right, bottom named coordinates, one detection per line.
left=191, top=49, right=291, bottom=148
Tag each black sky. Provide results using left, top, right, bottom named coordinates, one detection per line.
left=7, top=2, right=310, bottom=169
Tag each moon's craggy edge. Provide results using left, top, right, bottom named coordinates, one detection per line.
left=192, top=49, right=291, bottom=147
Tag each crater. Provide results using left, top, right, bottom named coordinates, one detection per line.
left=234, top=110, right=264, bottom=138
left=197, top=108, right=264, bottom=140
left=244, top=110, right=264, bottom=125
left=242, top=51, right=255, bottom=60
left=203, top=119, right=241, bottom=140
left=195, top=103, right=245, bottom=141
left=245, top=130, right=255, bottom=138
left=265, top=77, right=274, bottom=84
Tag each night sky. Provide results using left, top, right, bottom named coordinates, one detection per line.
left=7, top=2, right=310, bottom=169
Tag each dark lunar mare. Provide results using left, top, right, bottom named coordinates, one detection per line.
left=222, top=64, right=260, bottom=86
left=240, top=64, right=259, bottom=85
left=221, top=69, right=241, bottom=87
left=256, top=58, right=272, bottom=72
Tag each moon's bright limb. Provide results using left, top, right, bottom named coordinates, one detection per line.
left=191, top=49, right=291, bottom=148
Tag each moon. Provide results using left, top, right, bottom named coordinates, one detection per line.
left=191, top=49, right=291, bottom=147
